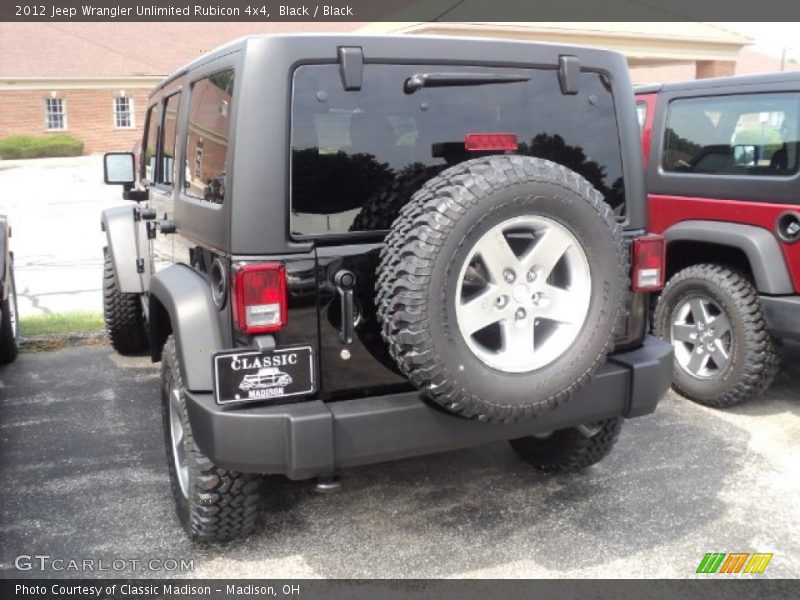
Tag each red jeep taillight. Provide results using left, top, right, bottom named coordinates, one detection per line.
left=631, top=234, right=666, bottom=292
left=232, top=263, right=287, bottom=333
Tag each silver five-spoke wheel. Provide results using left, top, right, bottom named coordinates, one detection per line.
left=168, top=385, right=189, bottom=498
left=671, top=295, right=732, bottom=378
left=455, top=215, right=591, bottom=372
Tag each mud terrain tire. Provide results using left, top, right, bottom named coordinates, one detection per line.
left=376, top=155, right=625, bottom=423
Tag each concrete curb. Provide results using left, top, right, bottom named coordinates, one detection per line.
left=20, top=330, right=108, bottom=352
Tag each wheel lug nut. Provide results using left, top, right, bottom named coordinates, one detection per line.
left=531, top=292, right=541, bottom=305
left=515, top=308, right=526, bottom=320
left=697, top=347, right=704, bottom=354
left=495, top=295, right=509, bottom=308
left=706, top=343, right=714, bottom=351
left=527, top=270, right=537, bottom=282
left=503, top=269, right=516, bottom=283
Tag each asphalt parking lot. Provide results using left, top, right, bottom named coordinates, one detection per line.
left=0, top=343, right=798, bottom=579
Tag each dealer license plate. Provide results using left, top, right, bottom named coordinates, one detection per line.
left=213, top=345, right=315, bottom=405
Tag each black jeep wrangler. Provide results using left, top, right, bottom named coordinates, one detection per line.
left=102, top=34, right=672, bottom=541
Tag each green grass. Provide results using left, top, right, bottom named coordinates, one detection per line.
left=19, top=312, right=104, bottom=337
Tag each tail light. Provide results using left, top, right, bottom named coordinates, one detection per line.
left=232, top=263, right=287, bottom=334
left=631, top=234, right=666, bottom=292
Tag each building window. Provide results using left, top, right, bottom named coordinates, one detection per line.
left=114, top=96, right=134, bottom=129
left=194, top=139, right=203, bottom=177
left=45, top=97, right=66, bottom=130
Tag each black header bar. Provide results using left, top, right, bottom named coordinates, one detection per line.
left=2, top=0, right=800, bottom=22
left=1, top=579, right=798, bottom=600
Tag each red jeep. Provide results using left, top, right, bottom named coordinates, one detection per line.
left=638, top=73, right=800, bottom=407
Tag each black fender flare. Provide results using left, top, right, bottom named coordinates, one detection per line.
left=100, top=206, right=144, bottom=294
left=149, top=264, right=224, bottom=391
left=663, top=221, right=794, bottom=295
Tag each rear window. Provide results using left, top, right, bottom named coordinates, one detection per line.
left=663, top=92, right=800, bottom=176
left=290, top=64, right=625, bottom=237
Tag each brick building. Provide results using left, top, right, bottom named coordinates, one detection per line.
left=628, top=44, right=800, bottom=84
left=0, top=22, right=360, bottom=154
left=364, top=21, right=793, bottom=85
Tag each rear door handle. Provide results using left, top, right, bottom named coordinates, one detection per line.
left=334, top=270, right=356, bottom=344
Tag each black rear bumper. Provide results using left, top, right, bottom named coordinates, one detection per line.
left=185, top=335, right=673, bottom=479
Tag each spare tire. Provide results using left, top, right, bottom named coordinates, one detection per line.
left=376, top=155, right=625, bottom=422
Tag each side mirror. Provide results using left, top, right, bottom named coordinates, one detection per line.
left=103, top=152, right=135, bottom=185
left=104, top=151, right=148, bottom=201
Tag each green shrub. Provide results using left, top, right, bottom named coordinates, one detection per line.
left=0, top=134, right=84, bottom=159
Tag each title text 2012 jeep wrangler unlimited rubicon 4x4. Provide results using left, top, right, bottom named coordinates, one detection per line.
left=638, top=72, right=800, bottom=408
left=102, top=35, right=672, bottom=542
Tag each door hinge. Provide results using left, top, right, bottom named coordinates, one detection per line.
left=338, top=47, right=363, bottom=91
left=558, top=55, right=580, bottom=95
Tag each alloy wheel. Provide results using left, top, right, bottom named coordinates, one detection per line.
left=671, top=295, right=733, bottom=379
left=455, top=215, right=591, bottom=372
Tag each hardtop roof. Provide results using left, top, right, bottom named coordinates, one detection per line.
left=636, top=70, right=800, bottom=95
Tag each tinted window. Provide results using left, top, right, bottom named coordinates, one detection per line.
left=291, top=64, right=625, bottom=237
left=184, top=70, right=234, bottom=203
left=161, top=93, right=180, bottom=186
left=142, top=103, right=159, bottom=183
left=663, top=93, right=800, bottom=175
